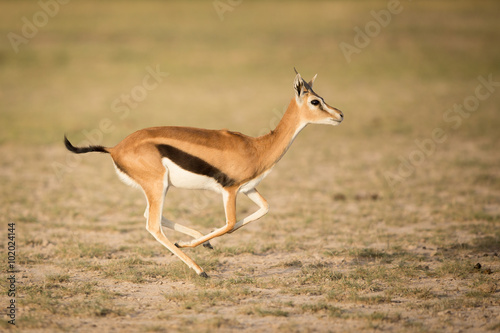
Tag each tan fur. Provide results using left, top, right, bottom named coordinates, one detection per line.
left=67, top=72, right=343, bottom=277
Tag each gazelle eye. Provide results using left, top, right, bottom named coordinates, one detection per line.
left=311, top=100, right=320, bottom=106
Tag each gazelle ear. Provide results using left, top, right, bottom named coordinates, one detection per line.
left=293, top=73, right=306, bottom=99
left=308, top=74, right=317, bottom=88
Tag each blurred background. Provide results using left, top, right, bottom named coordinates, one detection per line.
left=1, top=0, right=498, bottom=142
left=1, top=2, right=499, bottom=330
left=1, top=0, right=499, bottom=231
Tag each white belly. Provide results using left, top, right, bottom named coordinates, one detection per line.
left=162, top=158, right=273, bottom=194
left=162, top=157, right=223, bottom=193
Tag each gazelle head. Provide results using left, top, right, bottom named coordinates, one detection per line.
left=293, top=69, right=344, bottom=126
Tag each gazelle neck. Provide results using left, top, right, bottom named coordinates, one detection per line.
left=255, top=98, right=307, bottom=171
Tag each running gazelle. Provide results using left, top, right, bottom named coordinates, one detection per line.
left=64, top=70, right=344, bottom=277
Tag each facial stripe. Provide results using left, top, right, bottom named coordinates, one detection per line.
left=156, top=144, right=235, bottom=187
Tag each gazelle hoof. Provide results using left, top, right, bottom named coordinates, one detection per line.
left=203, top=241, right=214, bottom=250
left=175, top=241, right=190, bottom=248
left=199, top=272, right=209, bottom=278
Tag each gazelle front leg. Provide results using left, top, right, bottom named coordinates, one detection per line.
left=228, top=188, right=269, bottom=233
left=176, top=187, right=237, bottom=248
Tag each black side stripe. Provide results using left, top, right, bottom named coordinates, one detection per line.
left=156, top=144, right=235, bottom=188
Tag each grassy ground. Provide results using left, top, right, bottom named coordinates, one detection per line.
left=1, top=0, right=499, bottom=332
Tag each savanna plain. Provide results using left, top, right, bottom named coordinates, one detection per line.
left=0, top=1, right=499, bottom=332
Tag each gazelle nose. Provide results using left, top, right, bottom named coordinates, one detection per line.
left=337, top=110, right=344, bottom=121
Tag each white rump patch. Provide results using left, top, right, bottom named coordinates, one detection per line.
left=113, top=162, right=140, bottom=189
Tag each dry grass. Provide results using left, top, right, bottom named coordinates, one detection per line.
left=1, top=0, right=500, bottom=332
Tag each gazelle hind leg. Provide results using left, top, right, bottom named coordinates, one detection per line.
left=145, top=187, right=213, bottom=249
left=161, top=217, right=214, bottom=249
left=143, top=181, right=207, bottom=277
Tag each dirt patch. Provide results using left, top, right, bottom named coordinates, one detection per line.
left=1, top=1, right=500, bottom=331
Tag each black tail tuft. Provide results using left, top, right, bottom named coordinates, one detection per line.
left=64, top=135, right=109, bottom=154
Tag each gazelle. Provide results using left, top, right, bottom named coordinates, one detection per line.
left=64, top=70, right=343, bottom=278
